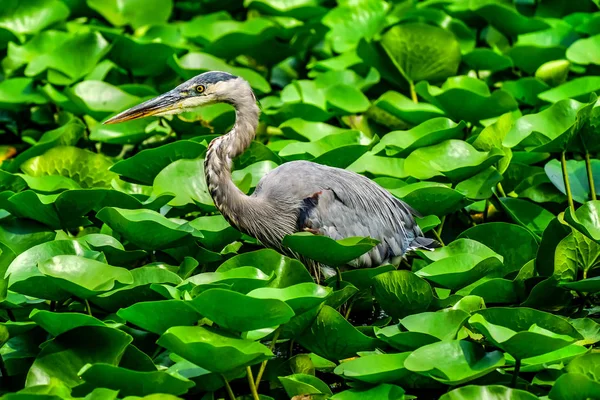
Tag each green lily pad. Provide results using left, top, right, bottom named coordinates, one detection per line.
left=546, top=160, right=600, bottom=204
left=373, top=118, right=465, bottom=158
left=78, top=363, right=194, bottom=396
left=386, top=182, right=467, bottom=217
left=183, top=267, right=273, bottom=294
left=0, top=0, right=69, bottom=38
left=503, top=78, right=550, bottom=107
left=538, top=76, right=600, bottom=103
left=567, top=34, right=600, bottom=66
left=278, top=130, right=370, bottom=160
left=322, top=0, right=388, bottom=53
left=373, top=91, right=445, bottom=125
left=404, top=139, right=504, bottom=181
left=25, top=326, right=132, bottom=387
left=463, top=48, right=513, bottom=72
left=26, top=32, right=111, bottom=85
left=565, top=201, right=600, bottom=242
left=330, top=384, right=406, bottom=400
left=334, top=352, right=411, bottom=384
left=29, top=310, right=105, bottom=336
left=440, top=385, right=539, bottom=400
left=38, top=255, right=133, bottom=299
left=375, top=325, right=438, bottom=352
left=5, top=119, right=85, bottom=173
left=458, top=222, right=538, bottom=273
left=469, top=1, right=549, bottom=37
left=6, top=239, right=105, bottom=300
left=469, top=308, right=582, bottom=359
left=372, top=270, right=433, bottom=319
left=157, top=325, right=273, bottom=373
left=110, top=141, right=206, bottom=186
left=188, top=288, right=295, bottom=332
left=87, top=0, right=173, bottom=29
left=416, top=255, right=504, bottom=291
left=548, top=372, right=600, bottom=400
left=151, top=158, right=214, bottom=209
left=380, top=22, right=461, bottom=84
left=513, top=343, right=589, bottom=373
left=404, top=340, right=505, bottom=385
left=216, top=249, right=312, bottom=288
left=503, top=99, right=586, bottom=152
left=247, top=283, right=332, bottom=314
left=90, top=266, right=182, bottom=311
left=21, top=146, right=117, bottom=188
left=117, top=300, right=200, bottom=335
left=400, top=309, right=469, bottom=341
left=297, top=306, right=380, bottom=361
left=279, top=118, right=349, bottom=142
left=559, top=277, right=600, bottom=293
left=417, top=238, right=502, bottom=263
left=498, top=197, right=555, bottom=236
left=282, top=233, right=378, bottom=266
left=96, top=207, right=202, bottom=250
left=416, top=76, right=518, bottom=123
left=278, top=373, right=333, bottom=398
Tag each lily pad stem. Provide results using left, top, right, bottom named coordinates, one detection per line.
left=511, top=359, right=521, bottom=388
left=409, top=81, right=418, bottom=104
left=585, top=152, right=596, bottom=200
left=561, top=152, right=575, bottom=210
left=433, top=215, right=446, bottom=246
left=84, top=299, right=92, bottom=316
left=222, top=375, right=236, bottom=400
left=255, top=326, right=282, bottom=388
left=246, top=366, right=260, bottom=400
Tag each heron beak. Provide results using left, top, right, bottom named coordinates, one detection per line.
left=103, top=91, right=180, bottom=125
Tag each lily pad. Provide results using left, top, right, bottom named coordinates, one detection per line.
left=96, top=207, right=202, bottom=250
left=373, top=118, right=465, bottom=158
left=441, top=385, right=539, bottom=400
left=38, top=255, right=133, bottom=299
left=334, top=352, right=411, bottom=384
left=78, top=363, right=194, bottom=396
left=404, top=340, right=505, bottom=385
left=157, top=325, right=273, bottom=373
left=282, top=233, right=378, bottom=266
left=187, top=288, right=295, bottom=332
left=404, top=140, right=504, bottom=181
left=565, top=201, right=600, bottom=243
left=247, top=283, right=332, bottom=314
left=372, top=270, right=433, bottom=319
left=416, top=76, right=518, bottom=123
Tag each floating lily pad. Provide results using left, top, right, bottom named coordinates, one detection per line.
left=247, top=283, right=332, bottom=314
left=334, top=352, right=411, bottom=384
left=157, top=325, right=273, bottom=373
left=372, top=270, right=433, bottom=319
left=564, top=201, right=600, bottom=243
left=188, top=288, right=295, bottom=332
left=78, top=363, right=194, bottom=396
left=282, top=233, right=378, bottom=266
left=404, top=140, right=504, bottom=181
left=416, top=77, right=518, bottom=123
left=404, top=340, right=505, bottom=385
left=469, top=308, right=582, bottom=359
left=297, top=306, right=380, bottom=361
left=441, top=385, right=539, bottom=400
left=117, top=300, right=200, bottom=334
left=373, top=118, right=465, bottom=158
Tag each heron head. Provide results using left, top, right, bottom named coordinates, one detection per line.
left=104, top=71, right=253, bottom=124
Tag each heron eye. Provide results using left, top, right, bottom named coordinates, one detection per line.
left=196, top=85, right=205, bottom=94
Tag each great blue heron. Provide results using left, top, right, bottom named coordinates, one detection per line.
left=105, top=71, right=439, bottom=278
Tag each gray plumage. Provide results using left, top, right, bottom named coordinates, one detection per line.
left=105, top=71, right=439, bottom=277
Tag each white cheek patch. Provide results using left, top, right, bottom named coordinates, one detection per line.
left=177, top=96, right=212, bottom=110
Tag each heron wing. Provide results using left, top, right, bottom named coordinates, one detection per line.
left=253, top=161, right=437, bottom=268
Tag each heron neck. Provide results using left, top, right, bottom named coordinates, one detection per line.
left=204, top=99, right=260, bottom=229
